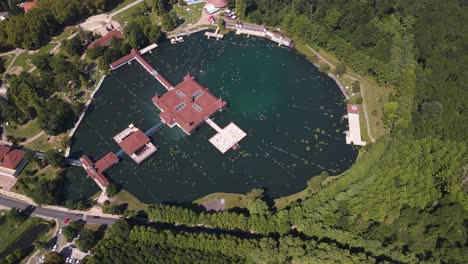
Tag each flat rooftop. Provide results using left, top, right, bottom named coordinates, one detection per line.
left=153, top=73, right=227, bottom=135
left=208, top=122, right=247, bottom=154
left=114, top=124, right=157, bottom=163
left=114, top=125, right=151, bottom=155
left=345, top=104, right=366, bottom=146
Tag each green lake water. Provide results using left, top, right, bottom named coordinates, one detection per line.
left=64, top=31, right=357, bottom=203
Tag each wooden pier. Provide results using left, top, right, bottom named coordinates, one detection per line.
left=205, top=27, right=224, bottom=40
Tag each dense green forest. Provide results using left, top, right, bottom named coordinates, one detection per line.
left=0, top=0, right=121, bottom=50
left=85, top=0, right=467, bottom=263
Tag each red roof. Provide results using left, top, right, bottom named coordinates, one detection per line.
left=0, top=145, right=25, bottom=170
left=87, top=29, right=123, bottom=49
left=110, top=53, right=134, bottom=69
left=80, top=154, right=118, bottom=187
left=153, top=73, right=227, bottom=134
left=118, top=129, right=150, bottom=155
left=208, top=0, right=228, bottom=7
left=94, top=152, right=119, bottom=173
left=23, top=1, right=36, bottom=12
left=347, top=104, right=360, bottom=115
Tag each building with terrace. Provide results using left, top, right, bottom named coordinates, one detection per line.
left=345, top=104, right=366, bottom=146
left=87, top=29, right=123, bottom=49
left=113, top=124, right=157, bottom=164
left=152, top=73, right=227, bottom=135
left=0, top=144, right=27, bottom=177
left=80, top=152, right=119, bottom=190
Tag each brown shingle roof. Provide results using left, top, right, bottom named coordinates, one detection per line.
left=118, top=129, right=150, bottom=155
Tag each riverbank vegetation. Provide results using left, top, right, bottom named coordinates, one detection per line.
left=0, top=209, right=51, bottom=260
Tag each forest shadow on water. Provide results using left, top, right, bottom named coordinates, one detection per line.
left=64, top=31, right=357, bottom=203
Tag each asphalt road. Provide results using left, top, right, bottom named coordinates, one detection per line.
left=0, top=196, right=117, bottom=225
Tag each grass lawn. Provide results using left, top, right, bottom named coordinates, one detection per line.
left=273, top=189, right=309, bottom=210
left=11, top=43, right=59, bottom=73
left=52, top=26, right=77, bottom=42
left=112, top=0, right=150, bottom=24
left=24, top=133, right=67, bottom=152
left=108, top=0, right=141, bottom=14
left=110, top=190, right=148, bottom=211
left=194, top=192, right=247, bottom=209
left=0, top=212, right=43, bottom=253
left=5, top=120, right=42, bottom=139
left=173, top=2, right=205, bottom=26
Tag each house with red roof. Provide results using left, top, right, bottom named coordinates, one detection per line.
left=22, top=1, right=37, bottom=12
left=80, top=152, right=119, bottom=190
left=152, top=73, right=227, bottom=135
left=113, top=124, right=157, bottom=164
left=87, top=29, right=123, bottom=49
left=0, top=144, right=27, bottom=177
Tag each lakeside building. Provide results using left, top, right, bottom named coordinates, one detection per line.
left=152, top=73, right=227, bottom=135
left=345, top=104, right=366, bottom=146
left=87, top=29, right=123, bottom=49
left=21, top=1, right=36, bottom=12
left=114, top=124, right=157, bottom=164
left=0, top=144, right=27, bottom=177
left=80, top=153, right=119, bottom=190
left=224, top=19, right=294, bottom=47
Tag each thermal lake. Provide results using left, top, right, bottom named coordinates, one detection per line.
left=64, top=31, right=357, bottom=203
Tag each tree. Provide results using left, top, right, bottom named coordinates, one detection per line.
left=352, top=80, right=360, bottom=93
left=106, top=218, right=131, bottom=239
left=45, top=150, right=65, bottom=168
left=318, top=63, right=330, bottom=73
left=235, top=0, right=247, bottom=17
left=86, top=45, right=105, bottom=59
left=63, top=221, right=82, bottom=241
left=334, top=61, right=346, bottom=76
left=106, top=183, right=119, bottom=197
left=218, top=17, right=225, bottom=30
left=124, top=21, right=147, bottom=48
left=161, top=11, right=178, bottom=31
left=76, top=229, right=97, bottom=252
left=44, top=252, right=64, bottom=264
left=63, top=36, right=85, bottom=57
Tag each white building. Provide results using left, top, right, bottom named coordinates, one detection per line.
left=345, top=104, right=366, bottom=146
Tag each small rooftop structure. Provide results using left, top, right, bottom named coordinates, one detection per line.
left=114, top=124, right=157, bottom=164
left=0, top=12, right=9, bottom=21
left=345, top=104, right=366, bottom=146
left=206, top=119, right=247, bottom=153
left=204, top=3, right=220, bottom=14
left=80, top=153, right=119, bottom=189
left=22, top=1, right=36, bottom=12
left=201, top=198, right=226, bottom=211
left=152, top=73, right=227, bottom=135
left=265, top=31, right=293, bottom=47
left=0, top=145, right=26, bottom=177
left=87, top=29, right=123, bottom=49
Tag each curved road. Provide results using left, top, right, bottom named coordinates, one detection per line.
left=0, top=196, right=117, bottom=225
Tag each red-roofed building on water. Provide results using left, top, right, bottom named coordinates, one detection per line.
left=152, top=73, right=227, bottom=135
left=87, top=29, right=123, bottom=49
left=113, top=124, right=157, bottom=164
left=22, top=1, right=36, bottom=12
left=0, top=144, right=27, bottom=177
left=80, top=152, right=119, bottom=190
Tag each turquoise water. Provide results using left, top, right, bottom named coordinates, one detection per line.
left=64, top=32, right=357, bottom=203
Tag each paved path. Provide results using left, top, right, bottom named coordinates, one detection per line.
left=21, top=131, right=45, bottom=145
left=0, top=49, right=25, bottom=97
left=109, top=0, right=144, bottom=18
left=306, top=44, right=375, bottom=143
left=0, top=195, right=118, bottom=225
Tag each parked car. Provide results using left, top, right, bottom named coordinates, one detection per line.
left=52, top=244, right=57, bottom=251
left=64, top=218, right=70, bottom=224
left=58, top=228, right=62, bottom=234
left=66, top=257, right=70, bottom=263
